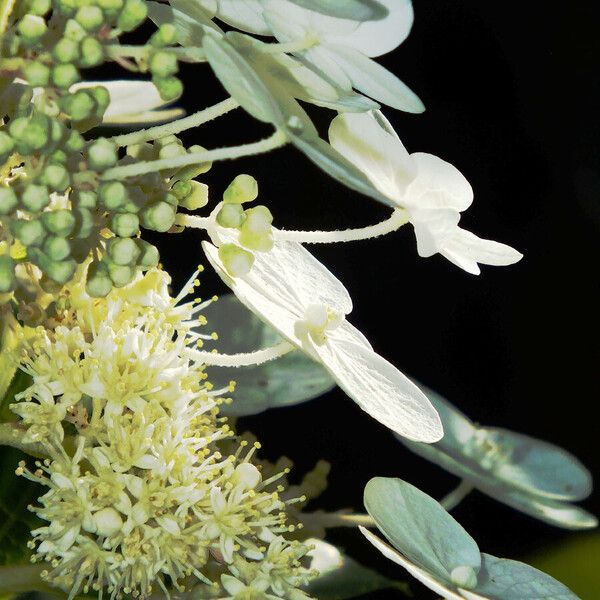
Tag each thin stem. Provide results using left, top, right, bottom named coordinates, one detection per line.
left=440, top=480, right=474, bottom=511
left=302, top=511, right=376, bottom=529
left=188, top=341, right=295, bottom=367
left=101, top=130, right=288, bottom=181
left=275, top=209, right=409, bottom=243
left=108, top=98, right=240, bottom=147
left=175, top=214, right=212, bottom=229
left=0, top=423, right=46, bottom=458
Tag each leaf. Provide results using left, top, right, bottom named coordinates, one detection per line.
left=364, top=477, right=481, bottom=584
left=203, top=295, right=334, bottom=416
left=305, top=538, right=409, bottom=600
left=287, top=0, right=388, bottom=21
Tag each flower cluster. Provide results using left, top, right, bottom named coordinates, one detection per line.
left=10, top=266, right=316, bottom=599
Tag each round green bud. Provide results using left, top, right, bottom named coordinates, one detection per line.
left=98, top=180, right=128, bottom=210
left=135, top=240, right=159, bottom=269
left=29, top=248, right=76, bottom=284
left=217, top=203, right=246, bottom=229
left=71, top=189, right=97, bottom=209
left=111, top=212, right=139, bottom=237
left=127, top=142, right=156, bottom=161
left=117, top=0, right=148, bottom=32
left=0, top=255, right=16, bottom=293
left=65, top=130, right=85, bottom=152
left=17, top=14, right=47, bottom=43
left=79, top=37, right=104, bottom=68
left=50, top=149, right=68, bottom=164
left=55, top=0, right=78, bottom=17
left=42, top=164, right=70, bottom=192
left=28, top=0, right=51, bottom=16
left=223, top=174, right=258, bottom=204
left=107, top=261, right=135, bottom=287
left=10, top=115, right=49, bottom=155
left=0, top=187, right=18, bottom=215
left=151, top=24, right=177, bottom=47
left=88, top=86, right=110, bottom=116
left=23, top=61, right=50, bottom=86
left=53, top=37, right=80, bottom=63
left=75, top=6, right=104, bottom=31
left=107, top=237, right=140, bottom=265
left=86, top=261, right=112, bottom=297
left=87, top=138, right=118, bottom=171
left=61, top=90, right=95, bottom=121
left=179, top=181, right=208, bottom=210
left=140, top=201, right=176, bottom=232
left=43, top=236, right=71, bottom=261
left=52, top=64, right=80, bottom=89
left=73, top=207, right=94, bottom=238
left=150, top=51, right=178, bottom=78
left=171, top=180, right=192, bottom=200
left=0, top=131, right=14, bottom=156
left=12, top=218, right=46, bottom=246
left=153, top=76, right=183, bottom=102
left=218, top=243, right=254, bottom=277
left=63, top=17, right=86, bottom=41
left=49, top=119, right=65, bottom=147
left=21, top=183, right=50, bottom=211
left=98, top=0, right=124, bottom=16
left=42, top=209, right=76, bottom=236
left=158, top=142, right=186, bottom=161
left=238, top=205, right=274, bottom=251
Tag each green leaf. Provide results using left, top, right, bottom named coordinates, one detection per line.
left=305, top=539, right=409, bottom=599
left=364, top=477, right=481, bottom=584
left=288, top=0, right=388, bottom=21
left=203, top=295, right=334, bottom=416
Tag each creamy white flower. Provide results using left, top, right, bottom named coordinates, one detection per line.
left=201, top=237, right=442, bottom=442
left=329, top=111, right=523, bottom=274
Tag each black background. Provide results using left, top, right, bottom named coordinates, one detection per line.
left=130, top=1, right=599, bottom=598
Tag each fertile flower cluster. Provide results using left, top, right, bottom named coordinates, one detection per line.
left=9, top=266, right=316, bottom=599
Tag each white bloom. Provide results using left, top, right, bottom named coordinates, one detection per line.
left=202, top=237, right=442, bottom=442
left=329, top=111, right=523, bottom=274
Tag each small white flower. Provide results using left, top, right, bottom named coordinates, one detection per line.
left=329, top=111, right=523, bottom=274
left=202, top=237, right=442, bottom=442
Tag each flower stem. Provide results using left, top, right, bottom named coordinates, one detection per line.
left=108, top=98, right=240, bottom=147
left=0, top=423, right=46, bottom=458
left=440, top=480, right=474, bottom=511
left=101, top=129, right=288, bottom=181
left=275, top=209, right=409, bottom=243
left=188, top=341, right=295, bottom=367
left=302, top=511, right=376, bottom=528
left=175, top=214, right=212, bottom=230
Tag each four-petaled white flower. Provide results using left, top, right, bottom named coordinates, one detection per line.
left=329, top=111, right=523, bottom=274
left=202, top=237, right=442, bottom=442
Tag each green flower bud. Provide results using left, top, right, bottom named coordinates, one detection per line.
left=21, top=183, right=50, bottom=211
left=42, top=164, right=70, bottom=192
left=49, top=119, right=65, bottom=147
left=111, top=212, right=139, bottom=237
left=0, top=187, right=18, bottom=215
left=107, top=260, right=135, bottom=287
left=28, top=0, right=51, bottom=16
left=42, top=209, right=76, bottom=236
left=23, top=61, right=50, bottom=86
left=135, top=239, right=159, bottom=269
left=218, top=243, right=254, bottom=277
left=0, top=255, right=17, bottom=293
left=50, top=149, right=68, bottom=164
left=98, top=180, right=128, bottom=210
left=140, top=201, right=176, bottom=232
left=217, top=203, right=246, bottom=229
left=0, top=132, right=15, bottom=163
left=158, top=142, right=186, bottom=162
left=29, top=248, right=76, bottom=284
left=153, top=76, right=183, bottom=102
left=73, top=207, right=94, bottom=238
left=71, top=189, right=97, bottom=209
left=61, top=90, right=95, bottom=121
left=43, top=235, right=71, bottom=261
left=98, top=0, right=124, bottom=16
left=150, top=51, right=178, bottom=78
left=55, top=0, right=78, bottom=17
left=52, top=64, right=80, bottom=89
left=53, top=37, right=80, bottom=63
left=12, top=218, right=46, bottom=246
left=10, top=115, right=49, bottom=155
left=150, top=24, right=177, bottom=47
left=75, top=6, right=104, bottom=32
left=87, top=138, right=118, bottom=171
left=117, top=0, right=148, bottom=32
left=79, top=37, right=104, bottom=68
left=89, top=86, right=110, bottom=114
left=86, top=261, right=112, bottom=297
left=17, top=15, right=47, bottom=43
left=162, top=192, right=178, bottom=206
left=107, top=237, right=140, bottom=265
left=171, top=180, right=192, bottom=200
left=127, top=142, right=156, bottom=161
left=223, top=174, right=258, bottom=204
left=179, top=181, right=208, bottom=210
left=63, top=18, right=86, bottom=41
left=238, top=205, right=274, bottom=251
left=64, top=129, right=85, bottom=152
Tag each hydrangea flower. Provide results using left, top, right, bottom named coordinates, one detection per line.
left=398, top=385, right=597, bottom=529
left=201, top=235, right=443, bottom=442
left=361, top=477, right=580, bottom=599
left=329, top=111, right=523, bottom=274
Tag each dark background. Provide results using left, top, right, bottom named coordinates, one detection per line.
left=135, top=1, right=599, bottom=597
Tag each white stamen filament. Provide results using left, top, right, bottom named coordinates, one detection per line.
left=187, top=341, right=295, bottom=367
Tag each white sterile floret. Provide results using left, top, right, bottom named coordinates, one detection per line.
left=329, top=111, right=523, bottom=274
left=201, top=237, right=442, bottom=443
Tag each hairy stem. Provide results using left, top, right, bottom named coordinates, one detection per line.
left=302, top=511, right=376, bottom=529
left=188, top=341, right=295, bottom=367
left=109, top=98, right=240, bottom=147
left=440, top=480, right=474, bottom=511
left=101, top=130, right=288, bottom=180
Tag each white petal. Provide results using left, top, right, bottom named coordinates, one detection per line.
left=329, top=111, right=416, bottom=201
left=221, top=574, right=246, bottom=594
left=312, top=336, right=442, bottom=442
left=360, top=528, right=464, bottom=600
left=328, top=45, right=424, bottom=113
left=411, top=208, right=461, bottom=258
left=409, top=153, right=474, bottom=212
left=440, top=228, right=523, bottom=275
left=212, top=0, right=270, bottom=34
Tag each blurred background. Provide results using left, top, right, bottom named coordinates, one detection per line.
left=128, top=1, right=598, bottom=597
